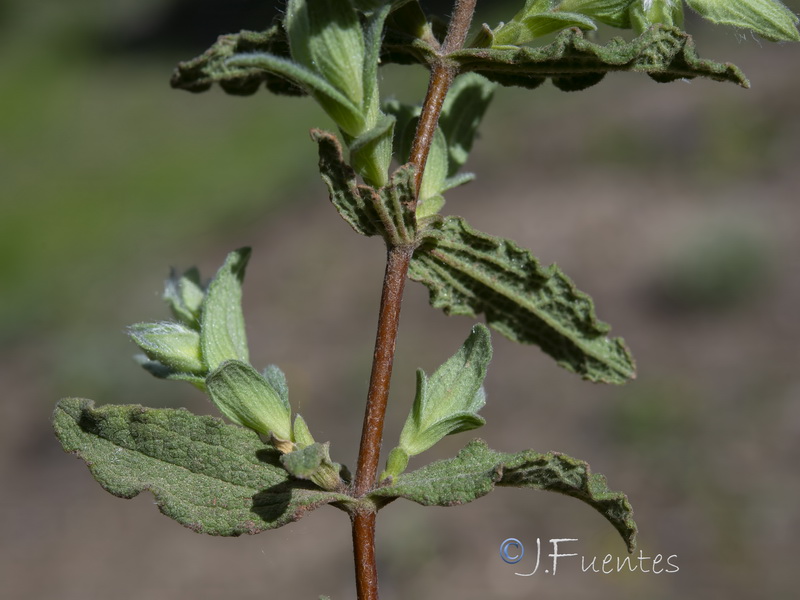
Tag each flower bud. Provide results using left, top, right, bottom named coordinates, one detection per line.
left=163, top=267, right=204, bottom=329
left=129, top=321, right=205, bottom=375
left=286, top=0, right=366, bottom=133
left=280, top=442, right=344, bottom=491
left=206, top=360, right=293, bottom=443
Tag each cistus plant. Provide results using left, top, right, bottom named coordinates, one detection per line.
left=53, top=1, right=799, bottom=598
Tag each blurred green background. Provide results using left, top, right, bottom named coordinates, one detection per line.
left=2, top=1, right=800, bottom=599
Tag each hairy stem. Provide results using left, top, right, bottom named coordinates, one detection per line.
left=351, top=2, right=478, bottom=599
left=407, top=63, right=454, bottom=201
left=354, top=245, right=413, bottom=497
left=442, top=0, right=478, bottom=53
left=408, top=0, right=476, bottom=200
left=352, top=510, right=378, bottom=600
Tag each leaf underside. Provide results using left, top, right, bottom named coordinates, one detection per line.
left=453, top=25, right=749, bottom=90
left=171, top=23, right=747, bottom=100
left=370, top=439, right=637, bottom=552
left=53, top=399, right=346, bottom=535
left=410, top=216, right=636, bottom=384
left=313, top=129, right=416, bottom=245
left=313, top=129, right=382, bottom=237
left=170, top=24, right=307, bottom=96
left=53, top=398, right=636, bottom=552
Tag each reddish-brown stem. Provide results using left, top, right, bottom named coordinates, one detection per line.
left=442, top=0, right=478, bottom=53
left=352, top=511, right=378, bottom=600
left=351, top=2, right=478, bottom=599
left=407, top=0, right=476, bottom=200
left=353, top=245, right=413, bottom=497
left=407, top=63, right=455, bottom=202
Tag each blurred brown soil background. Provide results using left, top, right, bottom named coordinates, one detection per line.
left=2, top=2, right=799, bottom=598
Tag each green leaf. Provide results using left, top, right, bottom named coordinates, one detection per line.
left=362, top=3, right=394, bottom=116
left=163, top=266, right=204, bottom=329
left=370, top=439, right=637, bottom=552
left=134, top=356, right=206, bottom=388
left=441, top=172, right=476, bottom=193
left=383, top=99, right=419, bottom=164
left=282, top=0, right=393, bottom=147
left=628, top=0, right=685, bottom=34
left=132, top=251, right=252, bottom=388
left=53, top=399, right=347, bottom=535
left=286, top=0, right=366, bottom=107
left=347, top=113, right=396, bottom=187
left=128, top=321, right=204, bottom=376
left=262, top=364, right=290, bottom=413
left=313, top=129, right=382, bottom=237
left=438, top=73, right=496, bottom=177
left=409, top=216, right=636, bottom=384
left=350, top=3, right=397, bottom=188
left=558, top=0, right=635, bottom=28
left=383, top=447, right=411, bottom=481
left=206, top=360, right=293, bottom=442
left=396, top=324, right=491, bottom=459
left=493, top=12, right=598, bottom=46
left=384, top=74, right=494, bottom=186
left=292, top=414, right=316, bottom=449
left=418, top=126, right=449, bottom=204
left=385, top=0, right=430, bottom=34
left=170, top=25, right=307, bottom=97
left=312, top=130, right=416, bottom=246
left=453, top=25, right=749, bottom=91
left=200, top=248, right=251, bottom=371
left=227, top=52, right=366, bottom=138
left=685, top=0, right=800, bottom=41
left=416, top=194, right=446, bottom=220
left=381, top=1, right=439, bottom=66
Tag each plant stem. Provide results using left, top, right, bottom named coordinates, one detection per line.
left=407, top=63, right=453, bottom=202
left=354, top=245, right=413, bottom=497
left=408, top=0, right=477, bottom=200
left=352, top=510, right=378, bottom=600
left=442, top=0, right=478, bottom=53
left=351, top=2, right=478, bottom=599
